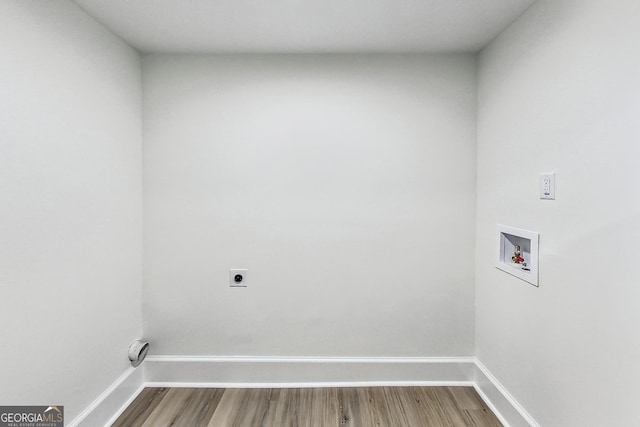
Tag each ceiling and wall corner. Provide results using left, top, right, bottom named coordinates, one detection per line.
left=71, top=0, right=537, bottom=53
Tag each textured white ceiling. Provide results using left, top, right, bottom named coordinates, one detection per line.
left=73, top=0, right=536, bottom=53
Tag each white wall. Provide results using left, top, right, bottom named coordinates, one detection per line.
left=0, top=0, right=142, bottom=422
left=476, top=0, right=640, bottom=425
left=143, top=54, right=477, bottom=357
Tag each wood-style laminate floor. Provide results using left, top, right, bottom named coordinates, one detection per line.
left=112, top=386, right=503, bottom=427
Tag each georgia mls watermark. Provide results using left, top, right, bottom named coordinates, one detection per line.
left=0, top=406, right=63, bottom=427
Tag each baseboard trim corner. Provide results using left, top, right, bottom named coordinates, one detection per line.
left=67, top=366, right=144, bottom=427
left=473, top=358, right=540, bottom=427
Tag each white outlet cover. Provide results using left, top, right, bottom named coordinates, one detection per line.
left=229, top=269, right=248, bottom=287
left=539, top=172, right=556, bottom=200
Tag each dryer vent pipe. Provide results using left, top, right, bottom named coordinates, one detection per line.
left=128, top=340, right=149, bottom=367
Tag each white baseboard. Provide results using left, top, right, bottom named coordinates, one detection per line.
left=144, top=356, right=476, bottom=385
left=473, top=358, right=540, bottom=427
left=68, top=366, right=144, bottom=427
left=70, top=356, right=538, bottom=427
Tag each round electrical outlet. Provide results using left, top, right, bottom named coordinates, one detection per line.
left=229, top=269, right=248, bottom=287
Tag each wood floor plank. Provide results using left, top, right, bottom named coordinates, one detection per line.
left=294, top=388, right=325, bottom=427
left=415, top=387, right=459, bottom=427
left=207, top=388, right=274, bottom=427
left=356, top=387, right=386, bottom=426
left=447, top=386, right=486, bottom=410
left=112, top=386, right=503, bottom=427
left=310, top=387, right=340, bottom=427
left=338, top=387, right=410, bottom=427
left=112, top=387, right=169, bottom=427
left=432, top=387, right=470, bottom=427
left=376, top=387, right=411, bottom=426
left=394, top=386, right=447, bottom=426
left=272, top=388, right=298, bottom=426
left=262, top=388, right=280, bottom=426
left=233, top=388, right=274, bottom=426
left=140, top=388, right=199, bottom=427
left=206, top=389, right=244, bottom=426
left=168, top=388, right=225, bottom=427
left=338, top=387, right=378, bottom=426
left=272, top=388, right=335, bottom=427
left=463, top=409, right=504, bottom=427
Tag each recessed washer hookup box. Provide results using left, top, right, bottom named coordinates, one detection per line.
left=496, top=224, right=539, bottom=287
